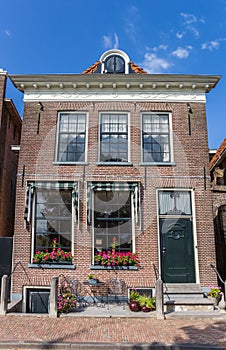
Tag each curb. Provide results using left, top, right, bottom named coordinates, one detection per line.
left=0, top=342, right=225, bottom=350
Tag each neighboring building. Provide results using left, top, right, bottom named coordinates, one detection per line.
left=0, top=70, right=22, bottom=237
left=210, top=138, right=226, bottom=282
left=10, top=49, right=220, bottom=306
left=0, top=69, right=21, bottom=291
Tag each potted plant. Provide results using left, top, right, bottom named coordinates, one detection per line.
left=94, top=250, right=140, bottom=267
left=138, top=295, right=156, bottom=312
left=88, top=274, right=98, bottom=284
left=208, top=285, right=222, bottom=306
left=129, top=289, right=141, bottom=312
left=32, top=238, right=73, bottom=264
left=58, top=281, right=76, bottom=313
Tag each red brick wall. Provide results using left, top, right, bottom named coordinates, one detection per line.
left=0, top=74, right=7, bottom=227
left=12, top=100, right=217, bottom=295
left=0, top=73, right=22, bottom=237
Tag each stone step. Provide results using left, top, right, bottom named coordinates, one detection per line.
left=163, top=283, right=202, bottom=294
left=164, top=297, right=213, bottom=305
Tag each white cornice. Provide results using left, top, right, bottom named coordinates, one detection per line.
left=23, top=90, right=206, bottom=103
left=9, top=73, right=221, bottom=94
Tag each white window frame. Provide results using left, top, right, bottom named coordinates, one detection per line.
left=31, top=187, right=75, bottom=264
left=54, top=111, right=88, bottom=164
left=98, top=111, right=130, bottom=164
left=91, top=190, right=135, bottom=264
left=140, top=112, right=174, bottom=164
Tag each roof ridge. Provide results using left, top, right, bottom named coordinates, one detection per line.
left=210, top=137, right=226, bottom=169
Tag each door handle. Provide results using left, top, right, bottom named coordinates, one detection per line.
left=162, top=247, right=166, bottom=254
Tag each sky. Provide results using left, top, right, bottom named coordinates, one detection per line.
left=0, top=0, right=225, bottom=149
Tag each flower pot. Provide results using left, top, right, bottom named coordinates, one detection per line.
left=141, top=305, right=153, bottom=312
left=129, top=301, right=141, bottom=312
left=89, top=278, right=99, bottom=285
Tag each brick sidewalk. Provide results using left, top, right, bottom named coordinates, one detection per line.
left=0, top=315, right=226, bottom=349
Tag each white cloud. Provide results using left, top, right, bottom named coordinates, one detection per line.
left=149, top=44, right=168, bottom=52
left=171, top=46, right=192, bottom=59
left=103, top=35, right=112, bottom=49
left=202, top=40, right=219, bottom=51
left=181, top=12, right=198, bottom=25
left=103, top=33, right=119, bottom=49
left=201, top=38, right=226, bottom=51
left=124, top=5, right=140, bottom=43
left=140, top=53, right=171, bottom=73
left=180, top=12, right=205, bottom=38
left=176, top=31, right=185, bottom=39
left=113, top=33, right=119, bottom=49
left=4, top=29, right=11, bottom=36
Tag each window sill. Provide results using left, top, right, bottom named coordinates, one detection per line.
left=29, top=263, right=76, bottom=269
left=53, top=162, right=88, bottom=166
left=96, top=162, right=133, bottom=166
left=139, top=162, right=176, bottom=166
left=90, top=265, right=139, bottom=270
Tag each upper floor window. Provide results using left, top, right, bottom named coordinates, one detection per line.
left=56, top=112, right=87, bottom=163
left=141, top=113, right=172, bottom=163
left=99, top=113, right=129, bottom=163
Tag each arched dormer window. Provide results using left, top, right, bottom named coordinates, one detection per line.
left=99, top=49, right=130, bottom=74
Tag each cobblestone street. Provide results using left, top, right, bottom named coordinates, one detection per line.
left=0, top=314, right=226, bottom=349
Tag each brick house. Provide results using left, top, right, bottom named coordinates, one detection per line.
left=0, top=70, right=21, bottom=237
left=210, top=138, right=226, bottom=283
left=0, top=69, right=21, bottom=288
left=9, top=49, right=220, bottom=308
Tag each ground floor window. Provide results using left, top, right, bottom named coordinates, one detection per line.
left=24, top=182, right=78, bottom=264
left=94, top=190, right=132, bottom=254
left=34, top=188, right=72, bottom=254
left=87, top=182, right=139, bottom=265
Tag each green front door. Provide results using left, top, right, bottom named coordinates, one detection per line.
left=160, top=218, right=196, bottom=283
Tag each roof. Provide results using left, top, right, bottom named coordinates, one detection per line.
left=82, top=61, right=147, bottom=74
left=210, top=138, right=226, bottom=170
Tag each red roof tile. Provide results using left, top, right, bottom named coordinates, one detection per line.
left=129, top=62, right=147, bottom=74
left=82, top=61, right=100, bottom=74
left=210, top=138, right=226, bottom=169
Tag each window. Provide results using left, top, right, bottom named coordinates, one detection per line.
left=34, top=189, right=72, bottom=256
left=94, top=191, right=132, bottom=255
left=142, top=113, right=171, bottom=163
left=24, top=182, right=78, bottom=265
left=99, top=113, right=128, bottom=162
left=104, top=55, right=125, bottom=74
left=87, top=182, right=139, bottom=262
left=158, top=190, right=192, bottom=216
left=56, top=112, right=87, bottom=163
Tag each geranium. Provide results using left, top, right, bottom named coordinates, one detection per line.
left=94, top=250, right=140, bottom=267
left=58, top=281, right=76, bottom=313
left=208, top=285, right=222, bottom=298
left=32, top=238, right=73, bottom=264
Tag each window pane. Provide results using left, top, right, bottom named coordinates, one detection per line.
left=158, top=191, right=192, bottom=215
left=57, top=113, right=86, bottom=162
left=34, top=189, right=72, bottom=255
left=99, top=114, right=128, bottom=162
left=94, top=190, right=132, bottom=254
left=142, top=114, right=170, bottom=163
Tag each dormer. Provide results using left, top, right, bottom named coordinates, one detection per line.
left=100, top=49, right=130, bottom=74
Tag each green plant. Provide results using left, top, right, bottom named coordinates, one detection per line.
left=138, top=295, right=156, bottom=309
left=130, top=289, right=140, bottom=301
left=208, top=285, right=222, bottom=298
left=88, top=274, right=95, bottom=280
left=57, top=281, right=76, bottom=313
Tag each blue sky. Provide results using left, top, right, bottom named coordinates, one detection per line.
left=0, top=0, right=225, bottom=149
